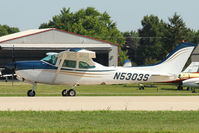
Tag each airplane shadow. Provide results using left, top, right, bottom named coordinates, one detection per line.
left=160, top=88, right=189, bottom=91
left=122, top=84, right=140, bottom=88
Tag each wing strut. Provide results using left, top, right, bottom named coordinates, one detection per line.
left=52, top=54, right=66, bottom=83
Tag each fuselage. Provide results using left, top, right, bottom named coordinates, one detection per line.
left=14, top=60, right=177, bottom=85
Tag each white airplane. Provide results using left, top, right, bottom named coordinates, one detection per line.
left=178, top=62, right=199, bottom=90
left=179, top=63, right=199, bottom=92
left=5, top=42, right=196, bottom=96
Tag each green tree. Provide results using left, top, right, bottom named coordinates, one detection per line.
left=0, top=24, right=19, bottom=37
left=122, top=31, right=139, bottom=65
left=39, top=7, right=126, bottom=65
left=191, top=30, right=199, bottom=44
left=137, top=15, right=167, bottom=65
left=162, top=13, right=188, bottom=54
left=118, top=47, right=129, bottom=66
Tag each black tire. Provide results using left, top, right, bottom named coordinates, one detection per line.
left=177, top=85, right=183, bottom=90
left=192, top=90, right=196, bottom=93
left=68, top=89, right=76, bottom=96
left=62, top=89, right=68, bottom=96
left=139, top=86, right=144, bottom=90
left=27, top=90, right=35, bottom=97
left=192, top=89, right=196, bottom=93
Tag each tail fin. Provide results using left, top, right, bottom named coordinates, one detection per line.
left=183, top=62, right=199, bottom=73
left=123, top=60, right=132, bottom=67
left=139, top=42, right=197, bottom=75
left=153, top=42, right=196, bottom=74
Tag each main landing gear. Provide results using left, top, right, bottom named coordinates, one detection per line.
left=62, top=89, right=76, bottom=96
left=177, top=82, right=183, bottom=90
left=27, top=82, right=37, bottom=97
left=177, top=85, right=183, bottom=90
left=62, top=84, right=77, bottom=96
left=26, top=82, right=77, bottom=97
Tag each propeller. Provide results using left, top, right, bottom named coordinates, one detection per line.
left=2, top=45, right=17, bottom=85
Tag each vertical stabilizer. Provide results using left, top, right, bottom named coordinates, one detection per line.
left=152, top=42, right=197, bottom=74
left=136, top=42, right=197, bottom=75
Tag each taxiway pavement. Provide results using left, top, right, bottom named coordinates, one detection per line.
left=0, top=96, right=199, bottom=111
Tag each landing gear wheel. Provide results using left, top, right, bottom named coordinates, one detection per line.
left=139, top=86, right=144, bottom=90
left=68, top=89, right=76, bottom=96
left=177, top=85, right=183, bottom=90
left=27, top=90, right=36, bottom=97
left=62, top=89, right=68, bottom=96
left=192, top=89, right=196, bottom=93
left=192, top=90, right=196, bottom=93
left=187, top=87, right=191, bottom=91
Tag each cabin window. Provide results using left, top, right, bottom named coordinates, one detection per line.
left=79, top=61, right=95, bottom=69
left=42, top=55, right=57, bottom=65
left=62, top=60, right=76, bottom=68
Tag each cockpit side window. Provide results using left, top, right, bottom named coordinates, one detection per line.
left=79, top=61, right=95, bottom=69
left=42, top=55, right=57, bottom=65
left=62, top=60, right=76, bottom=68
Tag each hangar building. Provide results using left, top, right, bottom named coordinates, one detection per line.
left=0, top=28, right=118, bottom=67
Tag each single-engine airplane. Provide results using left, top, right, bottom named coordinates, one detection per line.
left=5, top=42, right=196, bottom=96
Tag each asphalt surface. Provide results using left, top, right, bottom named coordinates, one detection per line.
left=0, top=96, right=199, bottom=111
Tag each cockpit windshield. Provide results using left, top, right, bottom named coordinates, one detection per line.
left=42, top=55, right=57, bottom=65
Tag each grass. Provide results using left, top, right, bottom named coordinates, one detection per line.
left=0, top=111, right=199, bottom=133
left=0, top=81, right=198, bottom=96
left=0, top=82, right=199, bottom=133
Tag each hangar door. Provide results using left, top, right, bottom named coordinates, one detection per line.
left=92, top=50, right=109, bottom=66
left=0, top=49, right=109, bottom=67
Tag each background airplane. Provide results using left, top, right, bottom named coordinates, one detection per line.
left=4, top=42, right=196, bottom=96
left=176, top=62, right=199, bottom=91
left=162, top=62, right=199, bottom=92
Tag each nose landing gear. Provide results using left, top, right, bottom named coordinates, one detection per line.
left=27, top=82, right=37, bottom=97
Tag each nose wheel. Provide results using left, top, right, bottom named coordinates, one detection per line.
left=27, top=82, right=37, bottom=97
left=27, top=90, right=36, bottom=96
